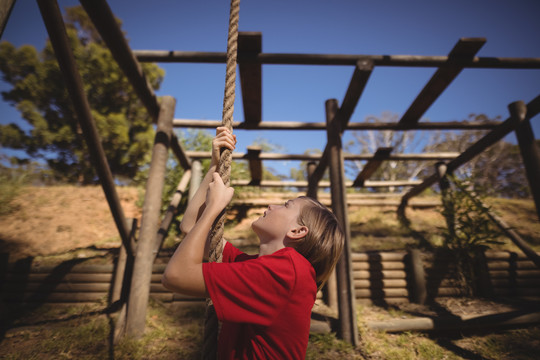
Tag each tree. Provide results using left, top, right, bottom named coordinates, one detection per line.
left=345, top=112, right=439, bottom=192
left=424, top=115, right=532, bottom=198
left=0, top=6, right=164, bottom=184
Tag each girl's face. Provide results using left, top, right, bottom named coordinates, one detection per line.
left=251, top=198, right=305, bottom=241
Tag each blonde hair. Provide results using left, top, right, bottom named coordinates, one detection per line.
left=294, top=196, right=344, bottom=289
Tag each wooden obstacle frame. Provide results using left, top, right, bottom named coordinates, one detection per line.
left=2, top=0, right=540, bottom=344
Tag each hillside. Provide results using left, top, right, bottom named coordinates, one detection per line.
left=0, top=185, right=539, bottom=263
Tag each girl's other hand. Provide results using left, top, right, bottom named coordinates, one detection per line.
left=206, top=172, right=234, bottom=214
left=212, top=127, right=237, bottom=166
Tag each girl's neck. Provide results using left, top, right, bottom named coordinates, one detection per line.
left=259, top=241, right=286, bottom=256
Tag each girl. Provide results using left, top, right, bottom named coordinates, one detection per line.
left=162, top=127, right=344, bottom=359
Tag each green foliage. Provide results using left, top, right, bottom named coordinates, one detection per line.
left=0, top=6, right=164, bottom=184
left=440, top=175, right=503, bottom=252
left=425, top=120, right=532, bottom=198
left=438, top=173, right=504, bottom=295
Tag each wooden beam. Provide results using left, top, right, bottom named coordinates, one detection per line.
left=336, top=59, right=374, bottom=129
left=170, top=133, right=192, bottom=169
left=185, top=151, right=458, bottom=162
left=80, top=0, right=191, bottom=169
left=238, top=32, right=262, bottom=128
left=246, top=146, right=262, bottom=185
left=353, top=147, right=393, bottom=187
left=173, top=118, right=501, bottom=130
left=134, top=50, right=540, bottom=69
left=153, top=169, right=192, bottom=257
left=79, top=0, right=160, bottom=119
left=37, top=0, right=131, bottom=255
left=231, top=179, right=422, bottom=188
left=399, top=38, right=486, bottom=127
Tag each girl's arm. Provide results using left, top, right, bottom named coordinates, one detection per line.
left=179, top=127, right=236, bottom=258
left=162, top=172, right=234, bottom=297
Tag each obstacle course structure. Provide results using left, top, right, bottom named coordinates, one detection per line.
left=2, top=0, right=539, bottom=346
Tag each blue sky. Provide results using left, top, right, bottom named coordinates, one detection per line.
left=1, top=0, right=539, bottom=177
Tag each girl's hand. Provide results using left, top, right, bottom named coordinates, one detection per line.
left=205, top=172, right=234, bottom=215
left=212, top=127, right=237, bottom=166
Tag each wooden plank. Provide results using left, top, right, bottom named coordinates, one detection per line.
left=489, top=270, right=540, bottom=278
left=485, top=251, right=540, bottom=260
left=238, top=32, right=262, bottom=128
left=185, top=150, right=459, bottom=162
left=352, top=261, right=405, bottom=271
left=353, top=270, right=407, bottom=279
left=399, top=38, right=486, bottom=127
left=173, top=118, right=501, bottom=130
left=352, top=252, right=407, bottom=262
left=354, top=279, right=408, bottom=289
left=134, top=49, right=540, bottom=69
left=487, top=261, right=538, bottom=270
left=490, top=278, right=540, bottom=287
left=353, top=147, right=393, bottom=187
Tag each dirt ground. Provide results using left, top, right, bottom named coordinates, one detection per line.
left=0, top=185, right=141, bottom=261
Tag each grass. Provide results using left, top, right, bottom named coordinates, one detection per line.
left=3, top=299, right=539, bottom=359
left=0, top=171, right=27, bottom=216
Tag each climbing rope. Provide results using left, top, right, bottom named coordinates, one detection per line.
left=203, top=0, right=240, bottom=358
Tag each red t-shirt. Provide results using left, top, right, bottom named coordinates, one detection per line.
left=202, top=242, right=317, bottom=360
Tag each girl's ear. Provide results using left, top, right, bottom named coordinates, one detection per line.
left=287, top=225, right=309, bottom=240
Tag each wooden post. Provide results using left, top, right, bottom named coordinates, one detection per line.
left=326, top=99, right=358, bottom=345
left=111, top=218, right=137, bottom=305
left=510, top=101, right=540, bottom=221
left=152, top=169, right=192, bottom=256
left=306, top=161, right=318, bottom=199
left=407, top=249, right=427, bottom=304
left=247, top=146, right=262, bottom=185
left=125, top=96, right=175, bottom=338
left=238, top=32, right=262, bottom=128
left=307, top=161, right=338, bottom=311
left=188, top=161, right=202, bottom=201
